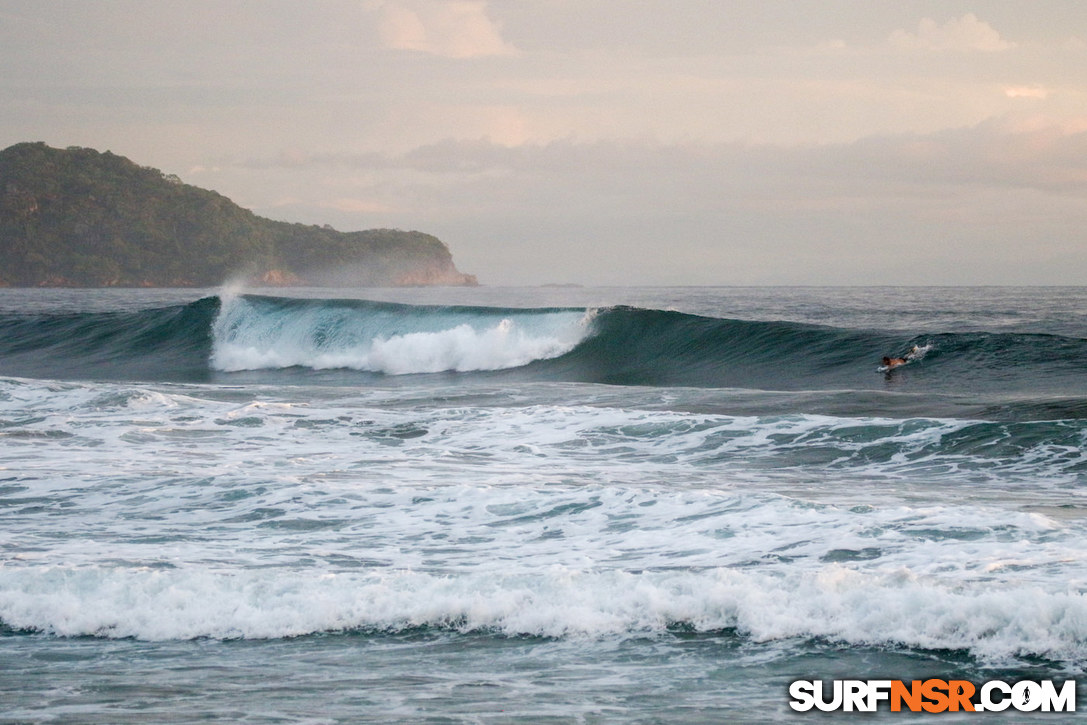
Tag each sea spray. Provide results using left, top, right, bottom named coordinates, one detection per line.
left=3, top=294, right=1087, bottom=401
left=2, top=563, right=1085, bottom=664
left=210, top=294, right=592, bottom=374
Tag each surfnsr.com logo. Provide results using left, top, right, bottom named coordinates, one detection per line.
left=789, top=679, right=1076, bottom=713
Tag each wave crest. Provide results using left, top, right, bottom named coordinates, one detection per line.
left=210, top=295, right=591, bottom=374
left=3, top=564, right=1085, bottom=665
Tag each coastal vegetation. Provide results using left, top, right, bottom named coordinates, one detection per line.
left=0, top=142, right=476, bottom=287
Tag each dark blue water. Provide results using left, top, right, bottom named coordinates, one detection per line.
left=2, top=288, right=1085, bottom=415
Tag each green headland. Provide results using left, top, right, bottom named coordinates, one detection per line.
left=0, top=142, right=476, bottom=287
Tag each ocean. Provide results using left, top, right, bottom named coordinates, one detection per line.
left=0, top=285, right=1084, bottom=723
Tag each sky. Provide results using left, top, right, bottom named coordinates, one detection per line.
left=2, top=1, right=1086, bottom=285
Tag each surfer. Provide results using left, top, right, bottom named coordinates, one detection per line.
left=882, top=345, right=922, bottom=370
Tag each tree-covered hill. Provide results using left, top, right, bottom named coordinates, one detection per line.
left=0, top=142, right=476, bottom=287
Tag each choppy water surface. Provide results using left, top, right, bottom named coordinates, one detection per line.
left=1, top=286, right=1085, bottom=723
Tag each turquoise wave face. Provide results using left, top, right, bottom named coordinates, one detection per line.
left=210, top=294, right=592, bottom=374
left=0, top=296, right=219, bottom=381
left=0, top=293, right=1086, bottom=412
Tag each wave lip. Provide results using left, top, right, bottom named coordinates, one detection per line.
left=0, top=297, right=217, bottom=381
left=4, top=292, right=1087, bottom=405
left=210, top=294, right=593, bottom=375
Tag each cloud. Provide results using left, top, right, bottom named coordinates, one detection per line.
left=1005, top=86, right=1049, bottom=99
left=377, top=1, right=516, bottom=58
left=889, top=14, right=1014, bottom=53
left=241, top=116, right=1087, bottom=197
left=827, top=117, right=1087, bottom=193
left=225, top=117, right=1087, bottom=284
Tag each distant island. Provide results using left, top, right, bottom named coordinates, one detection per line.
left=0, top=142, right=477, bottom=287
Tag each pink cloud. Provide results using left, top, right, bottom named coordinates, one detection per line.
left=377, top=1, right=517, bottom=58
left=889, top=14, right=1014, bottom=53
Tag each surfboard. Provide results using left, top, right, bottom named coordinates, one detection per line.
left=878, top=343, right=931, bottom=372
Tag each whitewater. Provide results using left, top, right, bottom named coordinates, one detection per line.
left=1, top=286, right=1085, bottom=723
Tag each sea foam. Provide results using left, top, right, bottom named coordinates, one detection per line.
left=3, top=375, right=1087, bottom=668
left=210, top=295, right=590, bottom=374
left=1, top=563, right=1085, bottom=665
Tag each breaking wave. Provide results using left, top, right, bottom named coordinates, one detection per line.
left=1, top=292, right=1085, bottom=407
left=3, top=555, right=1085, bottom=666
left=210, top=294, right=592, bottom=374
